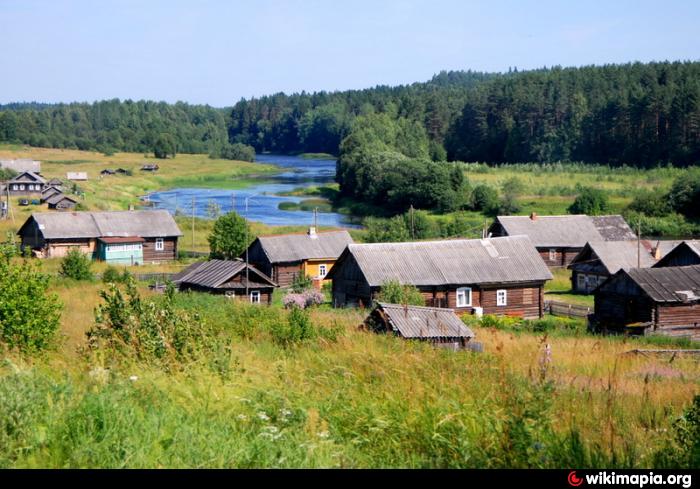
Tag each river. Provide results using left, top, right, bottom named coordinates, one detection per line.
left=146, top=154, right=360, bottom=228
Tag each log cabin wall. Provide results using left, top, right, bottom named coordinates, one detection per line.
left=273, top=262, right=304, bottom=287
left=142, top=237, right=178, bottom=262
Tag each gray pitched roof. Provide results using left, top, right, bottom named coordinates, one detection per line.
left=256, top=230, right=354, bottom=263
left=330, top=235, right=552, bottom=287
left=20, top=210, right=182, bottom=239
left=571, top=241, right=658, bottom=274
left=0, top=159, right=41, bottom=173
left=9, top=171, right=46, bottom=184
left=374, top=302, right=475, bottom=339
left=172, top=259, right=276, bottom=289
left=45, top=194, right=78, bottom=206
left=625, top=265, right=700, bottom=303
left=494, top=214, right=636, bottom=247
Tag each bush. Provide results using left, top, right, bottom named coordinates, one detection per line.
left=290, top=273, right=313, bottom=293
left=209, top=142, right=256, bottom=162
left=654, top=395, right=700, bottom=468
left=87, top=280, right=205, bottom=362
left=283, top=290, right=325, bottom=309
left=628, top=189, right=672, bottom=217
left=376, top=280, right=425, bottom=306
left=568, top=186, right=610, bottom=215
left=59, top=248, right=93, bottom=281
left=270, top=307, right=316, bottom=347
left=0, top=245, right=62, bottom=352
left=472, top=184, right=500, bottom=215
left=102, top=266, right=133, bottom=284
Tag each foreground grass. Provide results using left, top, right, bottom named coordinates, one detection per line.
left=0, top=282, right=697, bottom=468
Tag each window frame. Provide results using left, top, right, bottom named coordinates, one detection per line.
left=155, top=238, right=164, bottom=251
left=577, top=273, right=586, bottom=291
left=496, top=289, right=507, bottom=306
left=456, top=287, right=472, bottom=308
left=250, top=290, right=261, bottom=304
left=549, top=248, right=557, bottom=262
left=318, top=264, right=327, bottom=278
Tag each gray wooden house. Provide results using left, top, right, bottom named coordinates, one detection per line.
left=172, top=259, right=277, bottom=304
left=327, top=235, right=552, bottom=318
left=6, top=171, right=47, bottom=195
left=18, top=210, right=182, bottom=261
left=488, top=214, right=637, bottom=267
left=653, top=241, right=700, bottom=268
left=592, top=265, right=700, bottom=341
left=364, top=302, right=476, bottom=350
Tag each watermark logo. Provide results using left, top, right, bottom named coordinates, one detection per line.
left=568, top=471, right=584, bottom=487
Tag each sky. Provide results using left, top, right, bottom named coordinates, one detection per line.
left=1, top=0, right=699, bottom=107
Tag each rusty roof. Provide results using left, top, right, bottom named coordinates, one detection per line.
left=374, top=303, right=475, bottom=339
left=328, top=235, right=552, bottom=287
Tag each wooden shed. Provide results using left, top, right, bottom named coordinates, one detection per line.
left=364, top=302, right=476, bottom=350
left=592, top=265, right=700, bottom=341
left=489, top=214, right=637, bottom=267
left=46, top=193, right=79, bottom=210
left=17, top=210, right=182, bottom=262
left=653, top=241, right=700, bottom=268
left=327, top=235, right=552, bottom=319
left=244, top=227, right=354, bottom=287
left=172, top=259, right=277, bottom=304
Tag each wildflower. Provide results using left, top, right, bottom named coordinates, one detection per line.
left=264, top=425, right=279, bottom=433
left=257, top=411, right=270, bottom=421
left=129, top=375, right=138, bottom=382
left=280, top=408, right=292, bottom=417
left=317, top=430, right=330, bottom=439
left=237, top=414, right=248, bottom=421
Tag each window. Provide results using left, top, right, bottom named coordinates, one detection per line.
left=497, top=289, right=507, bottom=306
left=19, top=184, right=25, bottom=191
left=318, top=264, right=327, bottom=278
left=28, top=184, right=34, bottom=191
left=549, top=249, right=557, bottom=262
left=250, top=291, right=261, bottom=304
left=155, top=238, right=164, bottom=251
left=456, top=287, right=472, bottom=307
left=577, top=274, right=586, bottom=291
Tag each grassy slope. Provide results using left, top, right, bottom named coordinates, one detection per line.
left=1, top=284, right=697, bottom=468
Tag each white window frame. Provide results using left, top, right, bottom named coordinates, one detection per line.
left=155, top=238, right=164, bottom=251
left=577, top=274, right=586, bottom=291
left=549, top=248, right=557, bottom=261
left=496, top=289, right=507, bottom=306
left=19, top=184, right=25, bottom=191
left=456, top=287, right=472, bottom=307
left=250, top=290, right=261, bottom=304
left=318, top=264, right=327, bottom=278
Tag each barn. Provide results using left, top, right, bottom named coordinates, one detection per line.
left=172, top=259, right=277, bottom=303
left=568, top=240, right=665, bottom=293
left=17, top=210, right=182, bottom=262
left=46, top=193, right=79, bottom=210
left=592, top=265, right=700, bottom=341
left=327, top=235, right=552, bottom=318
left=244, top=227, right=353, bottom=287
left=364, top=302, right=476, bottom=350
left=488, top=213, right=637, bottom=267
left=653, top=241, right=700, bottom=268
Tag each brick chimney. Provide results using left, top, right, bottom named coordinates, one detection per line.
left=530, top=212, right=538, bottom=221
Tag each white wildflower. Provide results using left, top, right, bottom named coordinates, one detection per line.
left=237, top=414, right=248, bottom=421
left=280, top=408, right=292, bottom=417
left=317, top=431, right=330, bottom=439
left=129, top=375, right=138, bottom=382
left=257, top=411, right=270, bottom=421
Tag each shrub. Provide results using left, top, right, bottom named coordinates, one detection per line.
left=0, top=245, right=62, bottom=352
left=568, top=186, right=610, bottom=215
left=290, top=273, right=313, bottom=293
left=283, top=290, right=325, bottom=309
left=472, top=184, right=500, bottom=215
left=102, top=266, right=133, bottom=284
left=60, top=248, right=93, bottom=281
left=654, top=395, right=700, bottom=468
left=208, top=211, right=250, bottom=260
left=87, top=280, right=205, bottom=362
left=376, top=280, right=425, bottom=306
left=270, top=307, right=316, bottom=347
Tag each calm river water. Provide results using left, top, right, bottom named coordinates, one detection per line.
left=146, top=154, right=359, bottom=228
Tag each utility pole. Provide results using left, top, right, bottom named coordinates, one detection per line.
left=409, top=204, right=415, bottom=240
left=245, top=196, right=250, bottom=300
left=192, top=196, right=196, bottom=252
left=637, top=218, right=641, bottom=268
left=231, top=193, right=236, bottom=214
left=314, top=207, right=318, bottom=230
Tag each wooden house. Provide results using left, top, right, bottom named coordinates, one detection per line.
left=488, top=214, right=637, bottom=267
left=653, top=241, right=700, bottom=268
left=46, top=193, right=79, bottom=210
left=47, top=178, right=63, bottom=188
left=327, top=235, right=553, bottom=318
left=6, top=171, right=47, bottom=195
left=592, top=265, right=700, bottom=341
left=41, top=186, right=63, bottom=203
left=66, top=172, right=88, bottom=181
left=364, top=302, right=476, bottom=350
left=17, top=210, right=182, bottom=262
left=244, top=227, right=354, bottom=287
left=100, top=169, right=116, bottom=176
left=172, top=259, right=277, bottom=303
left=141, top=164, right=159, bottom=172
left=567, top=240, right=679, bottom=293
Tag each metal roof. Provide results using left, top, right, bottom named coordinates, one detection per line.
left=330, top=235, right=552, bottom=287
left=45, top=194, right=78, bottom=206
left=66, top=172, right=88, bottom=180
left=571, top=240, right=658, bottom=274
left=0, top=159, right=41, bottom=173
left=172, top=259, right=276, bottom=289
left=256, top=230, right=354, bottom=263
left=9, top=171, right=46, bottom=184
left=626, top=265, right=700, bottom=303
left=495, top=214, right=636, bottom=247
left=20, top=210, right=183, bottom=239
left=375, top=303, right=475, bottom=339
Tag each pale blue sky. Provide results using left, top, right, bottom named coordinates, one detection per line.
left=1, top=0, right=698, bottom=106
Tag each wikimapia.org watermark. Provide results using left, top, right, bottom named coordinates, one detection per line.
left=568, top=471, right=693, bottom=488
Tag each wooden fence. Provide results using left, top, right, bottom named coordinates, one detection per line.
left=544, top=300, right=592, bottom=319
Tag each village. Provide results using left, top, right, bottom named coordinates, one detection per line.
left=3, top=156, right=699, bottom=348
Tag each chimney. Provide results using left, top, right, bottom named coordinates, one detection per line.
left=530, top=212, right=537, bottom=221
left=653, top=241, right=662, bottom=260
left=308, top=226, right=317, bottom=239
